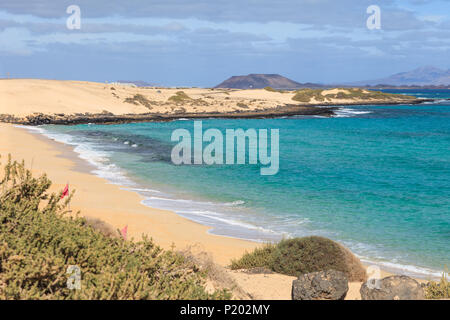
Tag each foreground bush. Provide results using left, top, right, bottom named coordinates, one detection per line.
left=0, top=155, right=228, bottom=300
left=425, top=273, right=450, bottom=299
left=231, top=236, right=367, bottom=282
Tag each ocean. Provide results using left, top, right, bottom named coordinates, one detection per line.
left=33, top=89, right=449, bottom=279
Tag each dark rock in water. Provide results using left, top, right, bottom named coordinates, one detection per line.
left=0, top=106, right=338, bottom=126
left=360, top=275, right=424, bottom=300
left=291, top=270, right=349, bottom=300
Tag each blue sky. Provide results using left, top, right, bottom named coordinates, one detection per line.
left=0, top=0, right=449, bottom=86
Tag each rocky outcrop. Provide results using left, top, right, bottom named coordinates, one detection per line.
left=0, top=106, right=337, bottom=126
left=360, top=275, right=425, bottom=300
left=292, top=270, right=349, bottom=300
left=0, top=95, right=434, bottom=126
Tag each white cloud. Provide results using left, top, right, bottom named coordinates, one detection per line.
left=0, top=27, right=36, bottom=55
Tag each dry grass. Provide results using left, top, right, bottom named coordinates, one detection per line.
left=425, top=272, right=450, bottom=299
left=168, top=91, right=192, bottom=103
left=84, top=217, right=119, bottom=239
left=179, top=245, right=251, bottom=300
left=124, top=94, right=153, bottom=110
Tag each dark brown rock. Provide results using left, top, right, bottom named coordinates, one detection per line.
left=291, top=270, right=349, bottom=300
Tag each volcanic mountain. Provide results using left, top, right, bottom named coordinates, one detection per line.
left=215, top=74, right=323, bottom=89
left=355, top=66, right=450, bottom=86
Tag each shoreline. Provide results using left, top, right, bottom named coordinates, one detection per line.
left=0, top=123, right=439, bottom=299
left=0, top=99, right=434, bottom=126
left=0, top=123, right=259, bottom=266
left=14, top=123, right=443, bottom=281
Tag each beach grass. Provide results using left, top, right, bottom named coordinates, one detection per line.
left=292, top=88, right=417, bottom=103
left=123, top=94, right=153, bottom=110
left=264, top=87, right=286, bottom=93
left=168, top=91, right=192, bottom=103
left=230, top=243, right=276, bottom=270
left=425, top=272, right=450, bottom=299
left=0, top=155, right=229, bottom=300
left=292, top=89, right=326, bottom=102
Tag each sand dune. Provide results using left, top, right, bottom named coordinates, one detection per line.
left=0, top=79, right=421, bottom=122
left=0, top=79, right=288, bottom=117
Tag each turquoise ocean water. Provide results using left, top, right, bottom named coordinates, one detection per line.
left=34, top=90, right=449, bottom=278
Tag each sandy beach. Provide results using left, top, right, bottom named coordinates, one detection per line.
left=0, top=122, right=405, bottom=300
left=0, top=123, right=258, bottom=263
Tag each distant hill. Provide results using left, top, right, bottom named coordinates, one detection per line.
left=215, top=74, right=324, bottom=89
left=355, top=66, right=450, bottom=86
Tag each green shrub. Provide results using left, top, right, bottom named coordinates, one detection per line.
left=292, top=88, right=416, bottom=103
left=168, top=91, right=192, bottom=103
left=271, top=237, right=366, bottom=281
left=230, top=236, right=366, bottom=282
left=0, top=155, right=228, bottom=300
left=264, top=87, right=285, bottom=93
left=425, top=272, right=450, bottom=299
left=230, top=244, right=276, bottom=270
left=292, top=89, right=325, bottom=103
left=335, top=92, right=348, bottom=99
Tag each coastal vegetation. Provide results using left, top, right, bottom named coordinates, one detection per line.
left=292, top=89, right=326, bottom=102
left=123, top=94, right=153, bottom=110
left=168, top=91, right=192, bottom=103
left=0, top=155, right=228, bottom=300
left=292, top=88, right=417, bottom=103
left=236, top=102, right=249, bottom=109
left=425, top=272, right=450, bottom=299
left=264, top=86, right=286, bottom=93
left=230, top=236, right=367, bottom=282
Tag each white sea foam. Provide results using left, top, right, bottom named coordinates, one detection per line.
left=224, top=200, right=246, bottom=206
left=343, top=240, right=444, bottom=280
left=422, top=99, right=450, bottom=105
left=21, top=125, right=283, bottom=241
left=334, top=107, right=373, bottom=118
left=141, top=195, right=284, bottom=242
left=19, top=125, right=133, bottom=187
left=366, top=260, right=444, bottom=280
left=124, top=187, right=163, bottom=194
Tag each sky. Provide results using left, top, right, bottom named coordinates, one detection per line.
left=0, top=0, right=449, bottom=87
